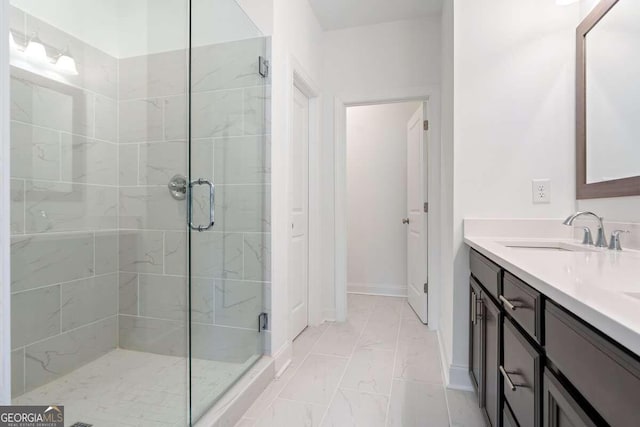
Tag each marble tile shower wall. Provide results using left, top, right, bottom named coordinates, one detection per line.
left=9, top=7, right=119, bottom=398
left=116, top=38, right=271, bottom=364
left=9, top=4, right=270, bottom=399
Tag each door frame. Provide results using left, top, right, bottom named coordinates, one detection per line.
left=334, top=85, right=442, bottom=329
left=285, top=55, right=322, bottom=339
left=0, top=1, right=12, bottom=404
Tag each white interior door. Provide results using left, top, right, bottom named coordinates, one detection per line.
left=406, top=103, right=429, bottom=323
left=290, top=86, right=310, bottom=339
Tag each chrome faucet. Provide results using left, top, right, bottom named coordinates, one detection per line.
left=608, top=230, right=629, bottom=251
left=563, top=211, right=608, bottom=248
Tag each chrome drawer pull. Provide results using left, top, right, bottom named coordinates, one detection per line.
left=500, top=366, right=525, bottom=391
left=499, top=295, right=518, bottom=311
left=471, top=290, right=476, bottom=325
left=471, top=290, right=482, bottom=325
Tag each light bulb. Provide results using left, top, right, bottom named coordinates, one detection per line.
left=55, top=51, right=79, bottom=75
left=24, top=36, right=47, bottom=62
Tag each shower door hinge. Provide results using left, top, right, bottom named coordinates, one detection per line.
left=424, top=282, right=429, bottom=293
left=258, top=312, right=269, bottom=332
left=423, top=120, right=429, bottom=131
left=258, top=56, right=270, bottom=78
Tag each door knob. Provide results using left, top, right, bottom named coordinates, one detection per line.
left=402, top=218, right=410, bottom=225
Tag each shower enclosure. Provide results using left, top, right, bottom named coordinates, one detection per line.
left=7, top=0, right=270, bottom=425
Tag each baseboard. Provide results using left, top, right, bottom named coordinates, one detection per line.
left=323, top=309, right=336, bottom=322
left=272, top=340, right=292, bottom=377
left=437, top=329, right=451, bottom=386
left=347, top=282, right=407, bottom=297
left=436, top=330, right=474, bottom=391
left=447, top=364, right=474, bottom=391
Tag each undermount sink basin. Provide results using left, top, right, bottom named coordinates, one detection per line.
left=497, top=241, right=598, bottom=252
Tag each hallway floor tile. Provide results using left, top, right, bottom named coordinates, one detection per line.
left=236, top=294, right=485, bottom=426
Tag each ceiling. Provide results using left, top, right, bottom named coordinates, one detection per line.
left=309, top=0, right=444, bottom=31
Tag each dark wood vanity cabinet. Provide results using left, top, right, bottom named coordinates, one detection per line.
left=543, top=369, right=596, bottom=427
left=484, top=295, right=501, bottom=427
left=469, top=265, right=501, bottom=427
left=545, top=301, right=640, bottom=427
left=469, top=278, right=483, bottom=397
left=468, top=248, right=640, bottom=427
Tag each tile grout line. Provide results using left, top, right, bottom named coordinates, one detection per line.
left=436, top=325, right=456, bottom=426
left=442, top=379, right=455, bottom=426
left=317, top=298, right=378, bottom=425
left=10, top=272, right=119, bottom=296
left=246, top=323, right=332, bottom=419
left=384, top=302, right=406, bottom=426
left=17, top=314, right=118, bottom=350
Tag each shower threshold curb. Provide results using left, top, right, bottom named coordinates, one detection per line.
left=194, top=356, right=274, bottom=427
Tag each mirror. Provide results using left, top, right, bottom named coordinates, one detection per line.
left=577, top=0, right=640, bottom=199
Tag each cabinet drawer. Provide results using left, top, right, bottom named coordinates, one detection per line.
left=503, top=318, right=541, bottom=427
left=470, top=249, right=501, bottom=300
left=501, top=272, right=542, bottom=343
left=503, top=403, right=518, bottom=427
left=543, top=368, right=597, bottom=427
left=545, top=302, right=640, bottom=427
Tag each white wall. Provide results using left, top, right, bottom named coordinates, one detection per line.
left=438, top=0, right=455, bottom=386
left=442, top=0, right=581, bottom=388
left=11, top=0, right=264, bottom=58
left=322, top=16, right=442, bottom=321
left=580, top=0, right=600, bottom=18
left=323, top=18, right=441, bottom=98
left=346, top=102, right=421, bottom=297
left=11, top=0, right=120, bottom=56
left=235, top=0, right=274, bottom=36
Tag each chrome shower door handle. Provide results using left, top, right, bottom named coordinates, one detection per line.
left=188, top=178, right=215, bottom=232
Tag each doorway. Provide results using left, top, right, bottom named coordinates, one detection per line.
left=290, top=85, right=311, bottom=338
left=343, top=100, right=431, bottom=323
left=286, top=64, right=322, bottom=341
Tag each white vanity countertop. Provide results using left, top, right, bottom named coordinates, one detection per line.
left=464, top=219, right=640, bottom=357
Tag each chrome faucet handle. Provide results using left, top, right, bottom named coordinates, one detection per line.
left=580, top=227, right=594, bottom=245
left=595, top=221, right=608, bottom=248
left=608, top=230, right=629, bottom=251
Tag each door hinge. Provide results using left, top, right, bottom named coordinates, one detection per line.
left=423, top=120, right=429, bottom=131
left=423, top=202, right=429, bottom=213
left=258, top=56, right=270, bottom=78
left=424, top=282, right=429, bottom=293
left=258, top=312, right=269, bottom=332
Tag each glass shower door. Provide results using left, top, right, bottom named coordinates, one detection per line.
left=7, top=0, right=269, bottom=424
left=188, top=0, right=271, bottom=422
left=8, top=1, right=192, bottom=426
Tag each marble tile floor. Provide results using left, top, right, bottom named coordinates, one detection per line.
left=236, top=294, right=485, bottom=427
left=14, top=348, right=255, bottom=427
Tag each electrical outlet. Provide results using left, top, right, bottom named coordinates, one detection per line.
left=532, top=179, right=551, bottom=204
